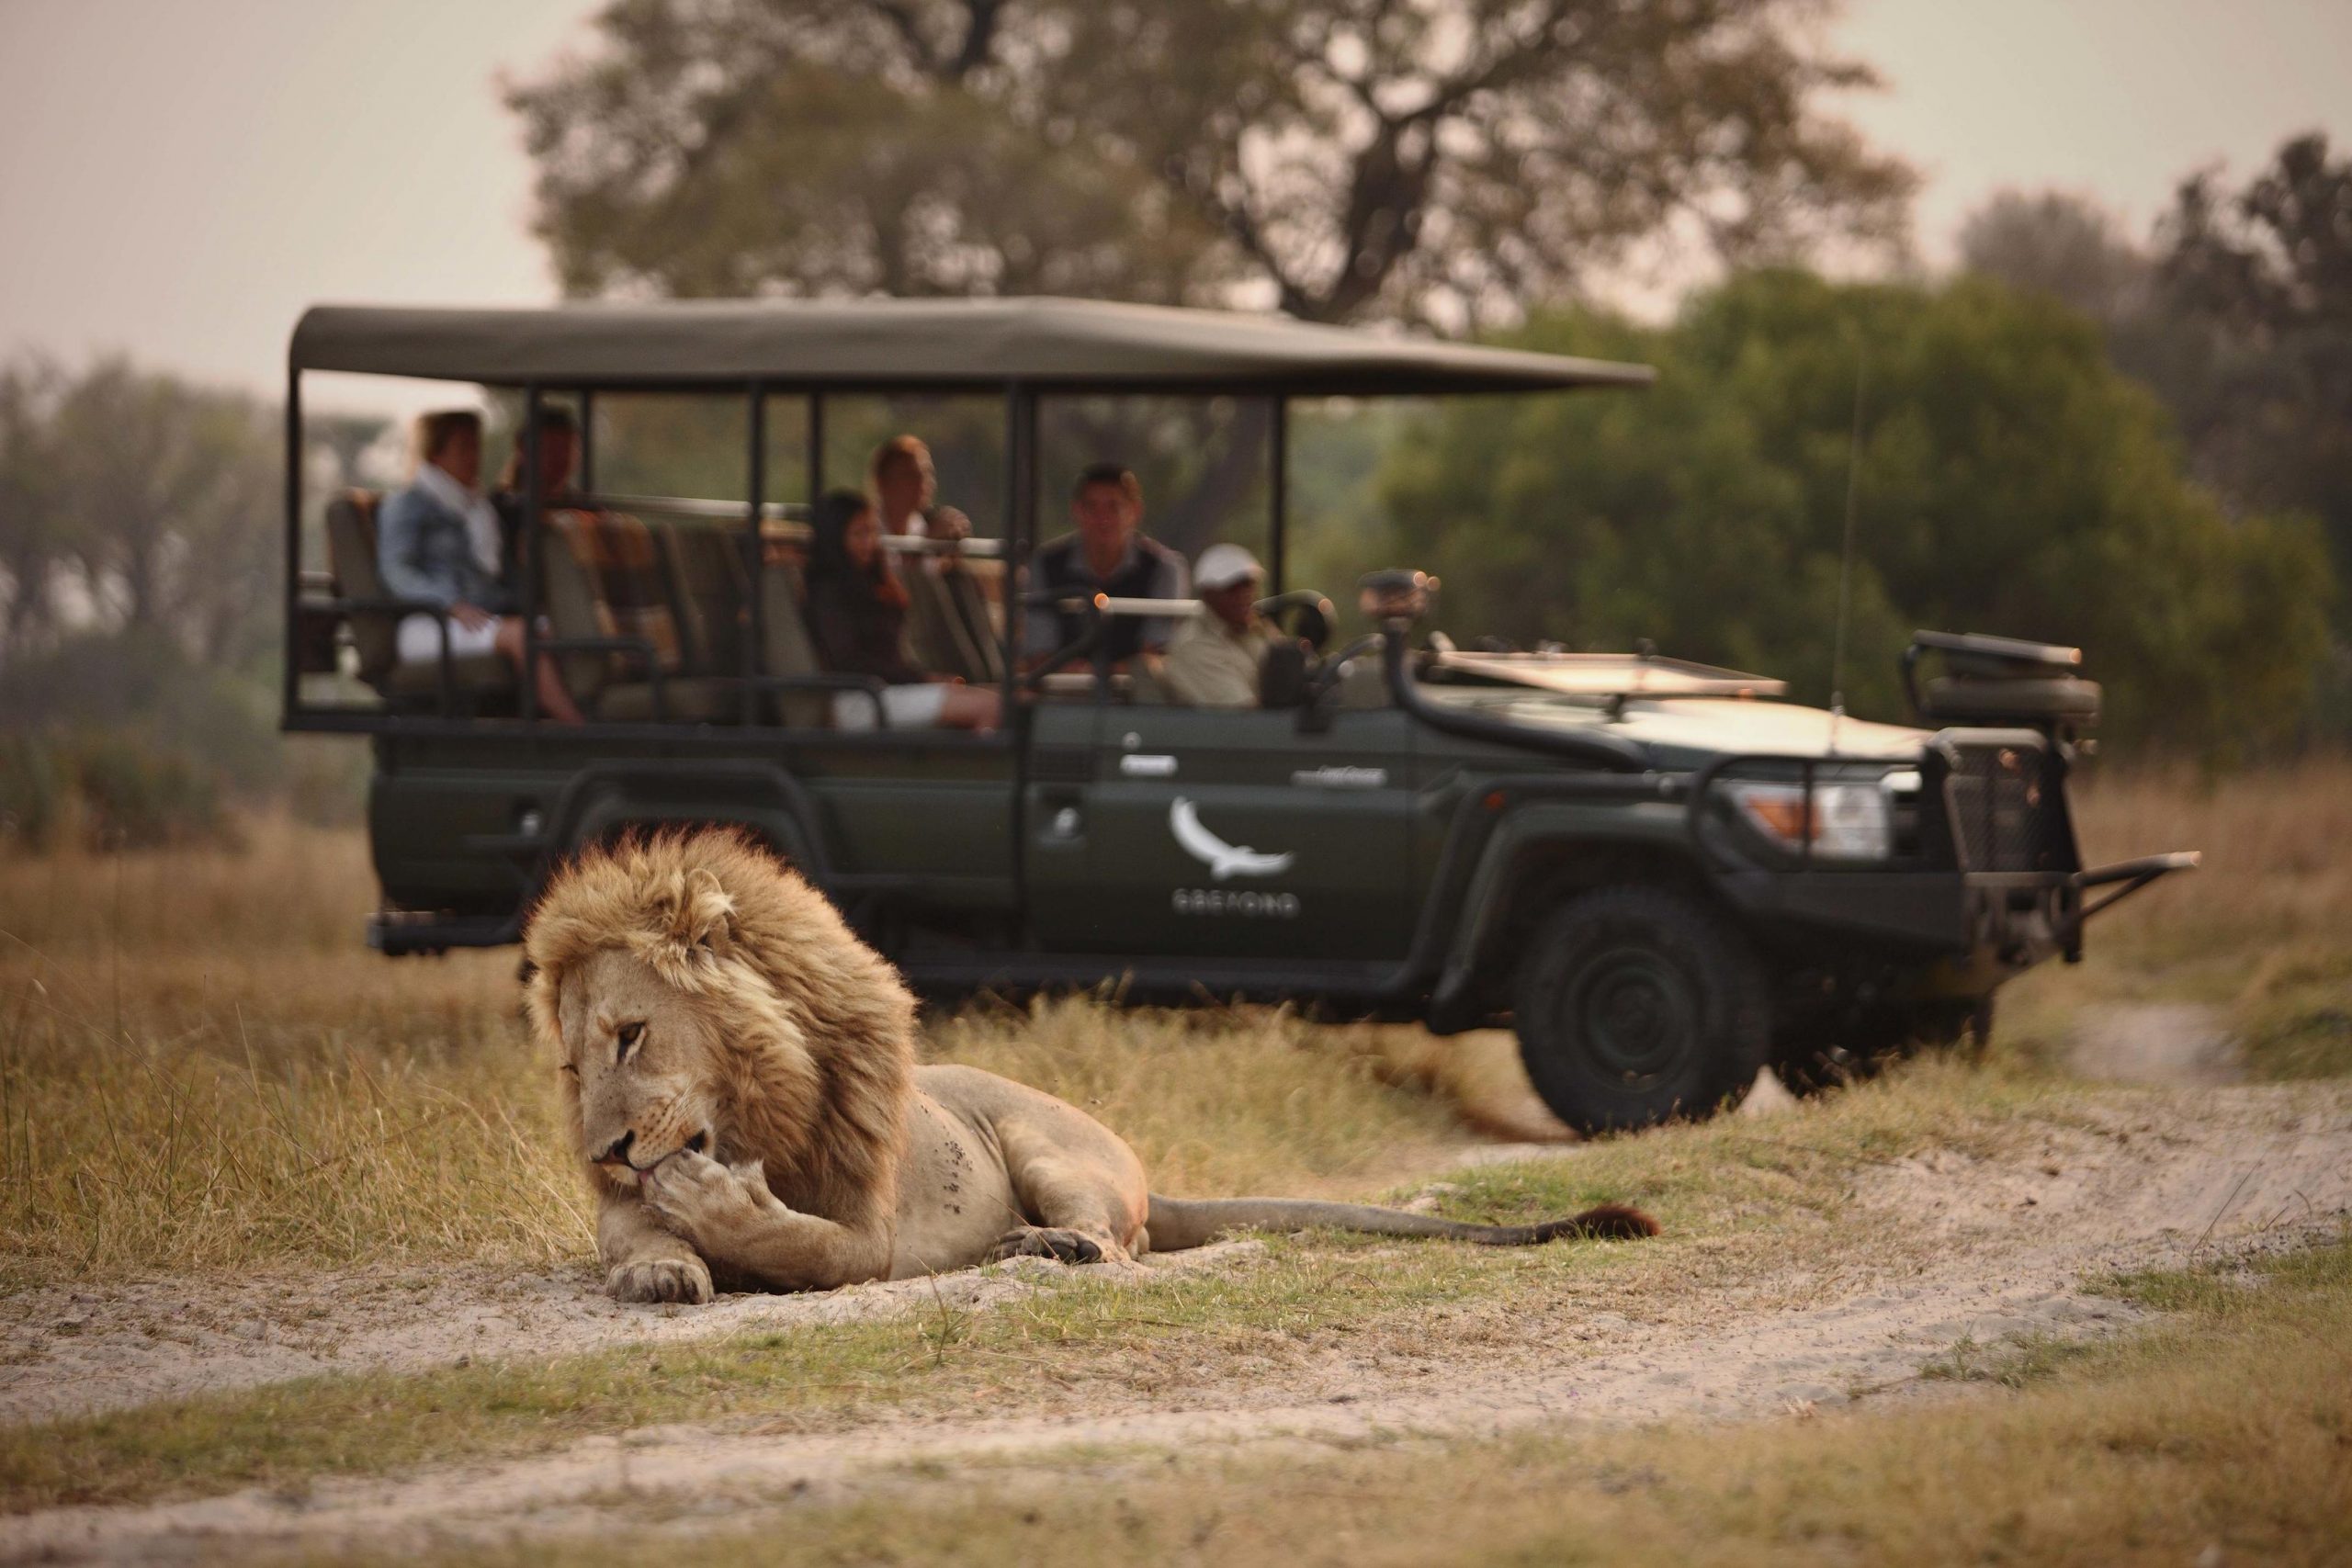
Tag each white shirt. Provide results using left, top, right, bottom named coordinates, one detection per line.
left=413, top=460, right=503, bottom=579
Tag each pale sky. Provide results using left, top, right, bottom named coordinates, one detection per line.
left=3, top=0, right=2347, bottom=414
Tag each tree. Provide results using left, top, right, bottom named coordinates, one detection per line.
left=1374, top=270, right=2333, bottom=757
left=1958, top=190, right=2150, bottom=326
left=0, top=357, right=284, bottom=671
left=507, top=0, right=1913, bottom=327
left=0, top=362, right=62, bottom=654
left=2154, top=132, right=2352, bottom=623
left=38, top=360, right=282, bottom=670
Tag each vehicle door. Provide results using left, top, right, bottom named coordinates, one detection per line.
left=1052, top=703, right=1419, bottom=961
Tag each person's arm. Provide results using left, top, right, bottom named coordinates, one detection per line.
left=375, top=491, right=450, bottom=605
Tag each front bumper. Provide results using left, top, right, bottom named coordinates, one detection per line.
left=1713, top=852, right=2198, bottom=978
left=1693, top=730, right=2198, bottom=976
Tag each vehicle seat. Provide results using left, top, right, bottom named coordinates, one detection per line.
left=904, top=563, right=989, bottom=684
left=942, top=563, right=1006, bottom=683
left=324, top=490, right=513, bottom=708
left=759, top=558, right=834, bottom=728
left=659, top=522, right=750, bottom=677
left=542, top=510, right=736, bottom=723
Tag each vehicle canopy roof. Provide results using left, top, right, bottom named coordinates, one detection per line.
left=288, top=296, right=1655, bottom=396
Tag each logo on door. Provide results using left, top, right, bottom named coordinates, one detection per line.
left=1169, top=796, right=1295, bottom=880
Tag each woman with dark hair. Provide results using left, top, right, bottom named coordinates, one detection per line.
left=804, top=490, right=1000, bottom=732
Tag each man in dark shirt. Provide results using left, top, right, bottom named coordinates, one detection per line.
left=1023, top=462, right=1189, bottom=666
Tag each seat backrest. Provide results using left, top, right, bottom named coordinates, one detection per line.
left=902, top=564, right=983, bottom=682
left=323, top=491, right=397, bottom=682
left=538, top=514, right=620, bottom=702
left=549, top=510, right=682, bottom=674
left=942, top=565, right=1006, bottom=683
left=759, top=560, right=831, bottom=728
left=660, top=524, right=748, bottom=676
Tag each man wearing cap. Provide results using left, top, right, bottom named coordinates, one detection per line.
left=1163, top=543, right=1278, bottom=707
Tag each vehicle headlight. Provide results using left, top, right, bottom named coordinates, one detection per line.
left=1723, top=777, right=1894, bottom=861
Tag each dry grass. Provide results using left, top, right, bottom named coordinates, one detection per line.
left=2067, top=756, right=2352, bottom=964
left=0, top=827, right=582, bottom=1288
left=0, top=824, right=1516, bottom=1290
left=2004, top=755, right=2352, bottom=1078
left=932, top=1001, right=1542, bottom=1198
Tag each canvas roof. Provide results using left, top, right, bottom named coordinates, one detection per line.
left=288, top=296, right=1654, bottom=395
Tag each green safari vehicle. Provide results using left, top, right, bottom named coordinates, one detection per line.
left=282, top=298, right=2195, bottom=1132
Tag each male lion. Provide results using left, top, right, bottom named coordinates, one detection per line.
left=525, top=829, right=1657, bottom=1304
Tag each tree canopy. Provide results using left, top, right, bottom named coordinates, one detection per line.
left=1366, top=270, right=2332, bottom=756
left=508, top=0, right=1913, bottom=325
left=1962, top=134, right=2352, bottom=641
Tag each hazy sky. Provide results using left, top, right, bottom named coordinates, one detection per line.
left=3, top=0, right=2348, bottom=412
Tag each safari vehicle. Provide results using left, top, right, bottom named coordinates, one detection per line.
left=282, top=298, right=2196, bottom=1132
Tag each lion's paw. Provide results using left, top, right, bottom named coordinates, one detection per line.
left=606, top=1255, right=713, bottom=1305
left=987, top=1226, right=1108, bottom=1266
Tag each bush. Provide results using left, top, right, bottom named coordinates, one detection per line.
left=1376, top=269, right=2336, bottom=759
left=0, top=729, right=232, bottom=852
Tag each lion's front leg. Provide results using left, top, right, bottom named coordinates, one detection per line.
left=597, top=1188, right=714, bottom=1305
left=641, top=1151, right=891, bottom=1292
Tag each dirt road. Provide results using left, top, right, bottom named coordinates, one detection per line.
left=4, top=1079, right=2346, bottom=1564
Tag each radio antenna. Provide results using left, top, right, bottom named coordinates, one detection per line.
left=1827, top=346, right=1868, bottom=756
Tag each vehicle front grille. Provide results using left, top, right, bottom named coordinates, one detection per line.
left=1942, top=744, right=2061, bottom=873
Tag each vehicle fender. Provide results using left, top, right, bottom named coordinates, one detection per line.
left=541, top=761, right=832, bottom=888
left=1427, top=798, right=1702, bottom=1026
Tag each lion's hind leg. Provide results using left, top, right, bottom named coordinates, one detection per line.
left=985, top=1226, right=1108, bottom=1265
left=989, top=1115, right=1149, bottom=1268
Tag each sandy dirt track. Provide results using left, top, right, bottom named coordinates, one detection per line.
left=3, top=1082, right=2347, bottom=1565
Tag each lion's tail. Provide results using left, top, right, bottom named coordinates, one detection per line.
left=1142, top=1194, right=1658, bottom=1252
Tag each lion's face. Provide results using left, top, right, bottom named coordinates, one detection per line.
left=555, top=946, right=729, bottom=1182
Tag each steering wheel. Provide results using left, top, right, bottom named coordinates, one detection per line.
left=1253, top=590, right=1335, bottom=652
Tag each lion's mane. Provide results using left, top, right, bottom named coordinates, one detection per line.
left=523, top=829, right=914, bottom=1232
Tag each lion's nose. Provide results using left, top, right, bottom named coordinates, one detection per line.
left=596, top=1130, right=636, bottom=1168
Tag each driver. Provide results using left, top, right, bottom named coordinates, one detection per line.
left=1162, top=544, right=1278, bottom=708
left=1023, top=463, right=1187, bottom=666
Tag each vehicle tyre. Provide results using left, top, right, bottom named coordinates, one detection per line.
left=1511, top=887, right=1770, bottom=1134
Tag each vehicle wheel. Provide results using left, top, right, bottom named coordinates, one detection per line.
left=1511, top=887, right=1770, bottom=1134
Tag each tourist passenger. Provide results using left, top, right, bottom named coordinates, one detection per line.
left=377, top=410, right=583, bottom=723
left=868, top=434, right=973, bottom=549
left=492, top=406, right=583, bottom=581
left=804, top=490, right=1000, bottom=733
left=1023, top=463, right=1188, bottom=666
left=1162, top=544, right=1277, bottom=708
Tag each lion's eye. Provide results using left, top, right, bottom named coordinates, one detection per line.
left=559, top=1061, right=579, bottom=1077
left=616, top=1021, right=645, bottom=1059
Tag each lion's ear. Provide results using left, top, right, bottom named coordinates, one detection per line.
left=680, top=867, right=737, bottom=959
